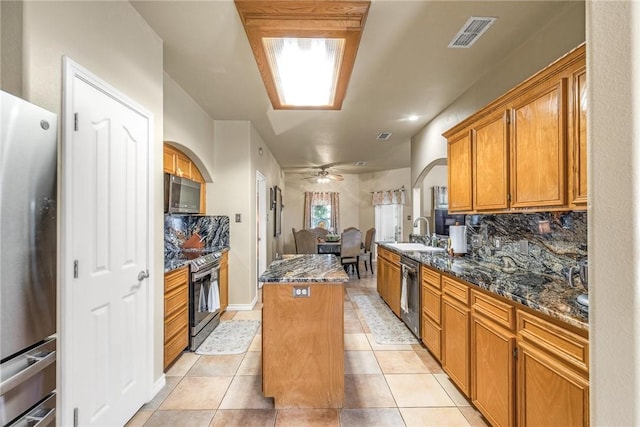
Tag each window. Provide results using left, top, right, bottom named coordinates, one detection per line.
left=311, top=204, right=332, bottom=230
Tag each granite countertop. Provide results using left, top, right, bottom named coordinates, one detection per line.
left=378, top=243, right=588, bottom=331
left=259, top=254, right=350, bottom=283
left=164, top=246, right=230, bottom=273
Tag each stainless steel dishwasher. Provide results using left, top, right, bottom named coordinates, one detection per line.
left=400, top=255, right=421, bottom=338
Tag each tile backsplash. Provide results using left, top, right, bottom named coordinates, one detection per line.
left=413, top=211, right=587, bottom=282
left=164, top=215, right=230, bottom=258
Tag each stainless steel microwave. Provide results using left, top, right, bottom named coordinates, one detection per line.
left=164, top=173, right=201, bottom=214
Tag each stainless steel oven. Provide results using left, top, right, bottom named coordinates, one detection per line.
left=189, top=252, right=222, bottom=351
left=400, top=255, right=421, bottom=338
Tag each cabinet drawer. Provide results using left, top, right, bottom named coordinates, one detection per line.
left=421, top=266, right=441, bottom=290
left=422, top=314, right=442, bottom=361
left=165, top=307, right=188, bottom=341
left=165, top=286, right=188, bottom=318
left=471, top=290, right=515, bottom=331
left=165, top=266, right=188, bottom=294
left=517, top=310, right=589, bottom=373
left=422, top=285, right=441, bottom=323
left=442, top=276, right=469, bottom=305
left=164, top=327, right=188, bottom=369
left=379, top=248, right=400, bottom=264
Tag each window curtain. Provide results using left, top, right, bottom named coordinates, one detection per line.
left=371, top=188, right=406, bottom=206
left=303, top=191, right=340, bottom=231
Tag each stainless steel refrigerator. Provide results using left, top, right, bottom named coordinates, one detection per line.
left=0, top=90, right=57, bottom=426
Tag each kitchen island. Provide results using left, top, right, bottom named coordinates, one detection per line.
left=259, top=254, right=349, bottom=408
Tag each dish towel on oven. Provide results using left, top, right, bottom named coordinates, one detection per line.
left=400, top=265, right=408, bottom=313
left=208, top=279, right=220, bottom=312
left=199, top=283, right=208, bottom=311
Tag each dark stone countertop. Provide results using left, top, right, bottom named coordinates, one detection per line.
left=259, top=254, right=350, bottom=283
left=378, top=243, right=588, bottom=331
left=164, top=246, right=230, bottom=273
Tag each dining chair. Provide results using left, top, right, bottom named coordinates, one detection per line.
left=294, top=229, right=318, bottom=254
left=359, top=227, right=376, bottom=273
left=309, top=227, right=329, bottom=240
left=343, top=227, right=359, bottom=233
left=340, top=229, right=362, bottom=279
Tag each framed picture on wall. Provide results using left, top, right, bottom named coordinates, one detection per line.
left=274, top=185, right=282, bottom=237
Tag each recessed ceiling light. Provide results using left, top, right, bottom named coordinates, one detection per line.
left=407, top=115, right=419, bottom=122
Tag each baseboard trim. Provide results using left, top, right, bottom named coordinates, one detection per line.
left=226, top=293, right=258, bottom=311
left=150, top=374, right=166, bottom=401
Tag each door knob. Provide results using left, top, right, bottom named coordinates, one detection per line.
left=138, top=270, right=150, bottom=281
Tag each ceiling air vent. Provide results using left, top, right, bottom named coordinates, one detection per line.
left=448, top=16, right=498, bottom=48
left=354, top=161, right=367, bottom=166
left=377, top=132, right=392, bottom=140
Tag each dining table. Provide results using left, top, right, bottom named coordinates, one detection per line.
left=317, top=240, right=341, bottom=254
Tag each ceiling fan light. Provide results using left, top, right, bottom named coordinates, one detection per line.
left=317, top=176, right=330, bottom=184
left=264, top=37, right=345, bottom=107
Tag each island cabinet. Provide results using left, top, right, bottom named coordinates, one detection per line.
left=421, top=265, right=442, bottom=361
left=377, top=246, right=401, bottom=316
left=219, top=251, right=229, bottom=312
left=470, top=290, right=516, bottom=427
left=441, top=275, right=471, bottom=397
left=444, top=43, right=586, bottom=214
left=262, top=283, right=344, bottom=408
left=516, top=310, right=589, bottom=427
left=164, top=266, right=189, bottom=370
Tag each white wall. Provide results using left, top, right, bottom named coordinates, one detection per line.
left=588, top=2, right=640, bottom=424
left=210, top=120, right=283, bottom=308
left=19, top=0, right=166, bottom=397
left=0, top=1, right=23, bottom=97
left=163, top=72, right=214, bottom=185
left=410, top=2, right=586, bottom=187
left=358, top=168, right=412, bottom=242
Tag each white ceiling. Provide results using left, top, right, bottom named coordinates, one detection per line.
left=131, top=1, right=576, bottom=174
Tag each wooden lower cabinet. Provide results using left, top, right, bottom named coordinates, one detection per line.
left=164, top=266, right=189, bottom=370
left=219, top=251, right=229, bottom=312
left=421, top=266, right=442, bottom=361
left=376, top=246, right=401, bottom=316
left=442, top=276, right=471, bottom=396
left=517, top=310, right=589, bottom=427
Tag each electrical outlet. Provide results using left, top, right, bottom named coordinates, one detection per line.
left=293, top=286, right=311, bottom=298
left=235, top=213, right=241, bottom=223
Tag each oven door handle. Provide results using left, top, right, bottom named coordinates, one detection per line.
left=192, top=266, right=220, bottom=281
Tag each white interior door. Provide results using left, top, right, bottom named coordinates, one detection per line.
left=62, top=59, right=153, bottom=426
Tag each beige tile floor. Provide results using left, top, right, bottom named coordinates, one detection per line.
left=127, top=266, right=489, bottom=427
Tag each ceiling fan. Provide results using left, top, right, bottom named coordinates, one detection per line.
left=302, top=166, right=344, bottom=183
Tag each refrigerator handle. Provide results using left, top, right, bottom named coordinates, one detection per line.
left=0, top=349, right=56, bottom=395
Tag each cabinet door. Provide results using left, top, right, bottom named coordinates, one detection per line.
left=471, top=315, right=516, bottom=427
left=376, top=255, right=385, bottom=298
left=219, top=252, right=229, bottom=312
left=570, top=65, right=587, bottom=206
left=175, top=153, right=193, bottom=179
left=448, top=129, right=473, bottom=212
left=473, top=110, right=509, bottom=211
left=442, top=295, right=470, bottom=396
left=163, top=146, right=176, bottom=174
left=388, top=261, right=401, bottom=317
left=510, top=79, right=567, bottom=208
left=518, top=342, right=589, bottom=427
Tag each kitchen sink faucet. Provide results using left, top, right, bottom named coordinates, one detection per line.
left=413, top=216, right=431, bottom=237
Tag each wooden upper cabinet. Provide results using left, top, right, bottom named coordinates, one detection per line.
left=473, top=110, right=510, bottom=211
left=163, top=143, right=207, bottom=214
left=570, top=65, right=588, bottom=207
left=448, top=130, right=473, bottom=212
left=510, top=78, right=567, bottom=209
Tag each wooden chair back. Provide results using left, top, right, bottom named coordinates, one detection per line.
left=309, top=227, right=329, bottom=239
left=294, top=229, right=318, bottom=254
